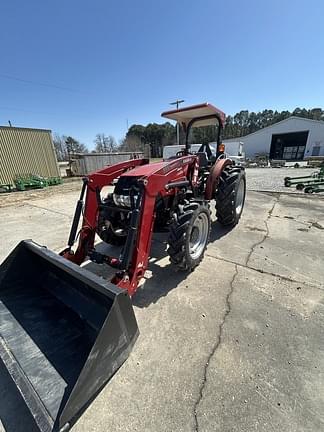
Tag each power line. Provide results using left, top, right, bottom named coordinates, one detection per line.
left=0, top=73, right=79, bottom=93
left=0, top=106, right=54, bottom=115
left=0, top=105, right=97, bottom=119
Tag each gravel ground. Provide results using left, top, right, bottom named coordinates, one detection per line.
left=0, top=178, right=82, bottom=208
left=245, top=167, right=323, bottom=194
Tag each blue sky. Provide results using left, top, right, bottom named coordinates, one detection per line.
left=1, top=0, right=323, bottom=148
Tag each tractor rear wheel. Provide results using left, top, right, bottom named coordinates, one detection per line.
left=215, top=166, right=246, bottom=226
left=168, top=202, right=211, bottom=271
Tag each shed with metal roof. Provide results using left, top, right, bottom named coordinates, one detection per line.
left=223, top=117, right=324, bottom=161
left=0, top=126, right=60, bottom=185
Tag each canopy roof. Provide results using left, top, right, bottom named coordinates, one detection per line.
left=161, top=102, right=225, bottom=127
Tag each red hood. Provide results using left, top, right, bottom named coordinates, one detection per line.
left=120, top=161, right=170, bottom=177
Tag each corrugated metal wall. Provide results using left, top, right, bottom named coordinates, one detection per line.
left=72, top=152, right=144, bottom=175
left=0, top=126, right=60, bottom=185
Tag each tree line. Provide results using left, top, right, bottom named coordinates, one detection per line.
left=223, top=107, right=324, bottom=139
left=53, top=107, right=324, bottom=161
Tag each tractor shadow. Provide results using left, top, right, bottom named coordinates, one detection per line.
left=83, top=221, right=232, bottom=308
left=83, top=235, right=187, bottom=308
left=210, top=220, right=233, bottom=242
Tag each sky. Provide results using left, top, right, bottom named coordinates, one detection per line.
left=1, top=0, right=323, bottom=149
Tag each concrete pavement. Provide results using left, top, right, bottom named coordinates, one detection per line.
left=0, top=189, right=324, bottom=431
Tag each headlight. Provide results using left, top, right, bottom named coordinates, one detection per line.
left=113, top=194, right=132, bottom=207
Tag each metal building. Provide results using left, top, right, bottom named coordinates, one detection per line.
left=71, top=152, right=144, bottom=175
left=0, top=126, right=60, bottom=185
left=223, top=117, right=324, bottom=161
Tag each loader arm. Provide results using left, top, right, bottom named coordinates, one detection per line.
left=62, top=158, right=149, bottom=265
left=114, top=155, right=198, bottom=295
left=63, top=156, right=198, bottom=296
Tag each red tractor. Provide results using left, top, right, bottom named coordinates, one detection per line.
left=62, top=102, right=246, bottom=296
left=0, top=102, right=246, bottom=432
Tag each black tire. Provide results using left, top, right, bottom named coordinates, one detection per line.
left=296, top=183, right=304, bottom=190
left=304, top=187, right=314, bottom=194
left=97, top=196, right=128, bottom=246
left=98, top=225, right=127, bottom=246
left=168, top=202, right=211, bottom=271
left=215, top=167, right=246, bottom=226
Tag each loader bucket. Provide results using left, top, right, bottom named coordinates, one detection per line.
left=0, top=240, right=138, bottom=432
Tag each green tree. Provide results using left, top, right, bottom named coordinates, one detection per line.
left=125, top=122, right=176, bottom=157
left=127, top=125, right=146, bottom=141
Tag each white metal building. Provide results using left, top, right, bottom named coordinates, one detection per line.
left=223, top=117, right=324, bottom=161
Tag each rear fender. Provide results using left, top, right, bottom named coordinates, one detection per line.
left=205, top=158, right=233, bottom=200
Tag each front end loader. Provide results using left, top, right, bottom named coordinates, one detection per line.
left=0, top=103, right=246, bottom=431
left=0, top=241, right=138, bottom=432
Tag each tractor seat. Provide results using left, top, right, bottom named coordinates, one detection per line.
left=196, top=152, right=209, bottom=167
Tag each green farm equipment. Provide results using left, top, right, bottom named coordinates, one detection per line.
left=14, top=174, right=47, bottom=191
left=13, top=175, right=62, bottom=191
left=284, top=167, right=324, bottom=189
left=304, top=183, right=324, bottom=194
left=0, top=184, right=13, bottom=193
left=47, top=176, right=63, bottom=186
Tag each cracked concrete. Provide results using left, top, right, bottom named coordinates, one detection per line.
left=1, top=189, right=324, bottom=432
left=248, top=194, right=324, bottom=287
left=193, top=265, right=238, bottom=432
left=196, top=265, right=324, bottom=432
left=245, top=197, right=279, bottom=267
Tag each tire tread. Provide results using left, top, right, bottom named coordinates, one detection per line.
left=167, top=202, right=210, bottom=270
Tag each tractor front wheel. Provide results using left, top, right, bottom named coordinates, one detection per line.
left=215, top=167, right=246, bottom=226
left=168, top=202, right=211, bottom=271
left=97, top=196, right=128, bottom=246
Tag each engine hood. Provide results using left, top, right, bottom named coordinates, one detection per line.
left=120, top=156, right=197, bottom=179
left=120, top=161, right=173, bottom=178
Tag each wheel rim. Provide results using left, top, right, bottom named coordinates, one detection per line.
left=235, top=178, right=245, bottom=216
left=189, top=212, right=209, bottom=260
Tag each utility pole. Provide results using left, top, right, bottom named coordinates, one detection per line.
left=170, top=99, right=185, bottom=145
